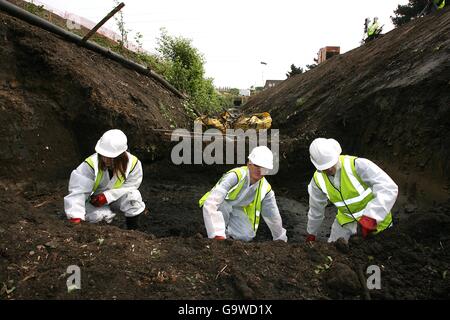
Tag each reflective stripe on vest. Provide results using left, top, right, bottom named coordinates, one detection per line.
left=367, top=22, right=379, bottom=36
left=85, top=152, right=139, bottom=194
left=313, top=155, right=392, bottom=234
left=434, top=0, right=445, bottom=9
left=199, top=166, right=272, bottom=232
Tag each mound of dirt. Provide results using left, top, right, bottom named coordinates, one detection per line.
left=1, top=170, right=449, bottom=299
left=0, top=10, right=191, bottom=185
left=244, top=8, right=450, bottom=205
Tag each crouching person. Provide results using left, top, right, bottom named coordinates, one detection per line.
left=64, top=129, right=145, bottom=230
left=306, top=138, right=398, bottom=243
left=199, top=146, right=287, bottom=242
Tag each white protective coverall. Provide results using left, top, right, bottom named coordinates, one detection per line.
left=64, top=152, right=145, bottom=223
left=307, top=158, right=398, bottom=242
left=203, top=171, right=287, bottom=242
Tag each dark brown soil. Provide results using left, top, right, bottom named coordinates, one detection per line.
left=1, top=166, right=449, bottom=300
left=0, top=2, right=449, bottom=300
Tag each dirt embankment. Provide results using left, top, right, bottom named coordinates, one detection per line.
left=244, top=8, right=450, bottom=205
left=0, top=11, right=191, bottom=186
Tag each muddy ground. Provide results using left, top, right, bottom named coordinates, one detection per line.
left=1, top=161, right=449, bottom=300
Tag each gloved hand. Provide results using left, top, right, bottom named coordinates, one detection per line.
left=359, top=216, right=377, bottom=238
left=69, top=218, right=81, bottom=224
left=90, top=193, right=107, bottom=207
left=214, top=236, right=225, bottom=240
left=305, top=234, right=316, bottom=242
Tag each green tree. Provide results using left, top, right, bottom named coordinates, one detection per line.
left=134, top=32, right=144, bottom=53
left=229, top=88, right=240, bottom=96
left=156, top=29, right=224, bottom=113
left=113, top=0, right=130, bottom=49
left=391, top=0, right=447, bottom=27
left=286, top=64, right=304, bottom=78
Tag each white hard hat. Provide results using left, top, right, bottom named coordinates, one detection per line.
left=95, top=129, right=128, bottom=158
left=248, top=146, right=273, bottom=170
left=309, top=138, right=342, bottom=170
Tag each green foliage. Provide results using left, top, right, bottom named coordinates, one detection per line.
left=134, top=32, right=144, bottom=52
left=156, top=29, right=224, bottom=113
left=113, top=0, right=129, bottom=48
left=391, top=0, right=447, bottom=27
left=229, top=88, right=240, bottom=96
left=286, top=64, right=304, bottom=78
left=23, top=0, right=224, bottom=116
left=24, top=0, right=45, bottom=16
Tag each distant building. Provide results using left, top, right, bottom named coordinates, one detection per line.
left=263, top=80, right=283, bottom=90
left=315, top=46, right=340, bottom=64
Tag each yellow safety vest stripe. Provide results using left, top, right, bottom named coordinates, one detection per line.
left=85, top=154, right=139, bottom=194
left=199, top=166, right=272, bottom=232
left=313, top=155, right=392, bottom=233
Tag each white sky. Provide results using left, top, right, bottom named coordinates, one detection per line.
left=37, top=0, right=409, bottom=89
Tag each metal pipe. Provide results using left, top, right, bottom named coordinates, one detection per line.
left=0, top=0, right=185, bottom=99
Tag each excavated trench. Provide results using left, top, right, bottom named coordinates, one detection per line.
left=0, top=4, right=449, bottom=300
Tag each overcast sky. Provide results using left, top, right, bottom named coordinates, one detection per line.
left=37, top=0, right=409, bottom=89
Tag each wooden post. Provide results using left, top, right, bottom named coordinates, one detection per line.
left=81, top=2, right=124, bottom=43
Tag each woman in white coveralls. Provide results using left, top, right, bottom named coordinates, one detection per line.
left=64, top=129, right=145, bottom=230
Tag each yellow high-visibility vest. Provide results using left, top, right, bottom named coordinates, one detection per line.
left=85, top=153, right=139, bottom=194
left=199, top=166, right=272, bottom=232
left=313, top=155, right=392, bottom=233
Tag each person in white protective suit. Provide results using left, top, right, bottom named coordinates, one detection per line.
left=199, top=146, right=287, bottom=242
left=64, top=129, right=145, bottom=229
left=305, top=138, right=398, bottom=243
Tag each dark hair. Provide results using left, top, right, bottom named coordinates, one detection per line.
left=99, top=152, right=128, bottom=179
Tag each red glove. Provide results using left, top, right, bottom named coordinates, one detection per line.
left=359, top=216, right=377, bottom=238
left=69, top=218, right=81, bottom=224
left=305, top=234, right=316, bottom=242
left=214, top=236, right=226, bottom=240
left=90, top=193, right=107, bottom=207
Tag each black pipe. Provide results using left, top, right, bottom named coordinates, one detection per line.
left=0, top=0, right=185, bottom=99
